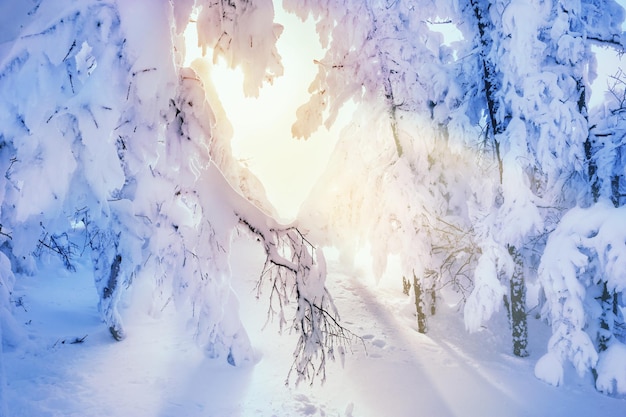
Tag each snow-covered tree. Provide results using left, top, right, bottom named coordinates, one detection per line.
left=535, top=202, right=626, bottom=392
left=517, top=0, right=626, bottom=391
left=534, top=61, right=626, bottom=395
left=454, top=0, right=626, bottom=391
left=288, top=0, right=626, bottom=394
left=457, top=0, right=569, bottom=358
left=460, top=0, right=626, bottom=365
left=285, top=0, right=461, bottom=144
left=288, top=0, right=491, bottom=335
left=0, top=2, right=349, bottom=407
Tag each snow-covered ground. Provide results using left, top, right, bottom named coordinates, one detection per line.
left=5, top=233, right=625, bottom=417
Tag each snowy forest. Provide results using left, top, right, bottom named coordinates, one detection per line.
left=1, top=0, right=626, bottom=415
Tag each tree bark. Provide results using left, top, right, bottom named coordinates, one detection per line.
left=430, top=281, right=437, bottom=316
left=597, top=282, right=614, bottom=352
left=470, top=0, right=506, bottom=183
left=413, top=272, right=427, bottom=334
left=611, top=175, right=620, bottom=207
left=103, top=253, right=125, bottom=341
left=508, top=246, right=529, bottom=357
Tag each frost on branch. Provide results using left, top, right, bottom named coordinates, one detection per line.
left=238, top=216, right=358, bottom=385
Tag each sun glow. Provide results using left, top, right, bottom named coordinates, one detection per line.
left=182, top=7, right=350, bottom=220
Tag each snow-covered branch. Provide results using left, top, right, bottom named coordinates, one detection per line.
left=238, top=215, right=359, bottom=384
left=536, top=202, right=626, bottom=393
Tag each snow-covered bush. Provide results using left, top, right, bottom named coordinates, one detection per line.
left=536, top=202, right=626, bottom=392
left=596, top=342, right=626, bottom=396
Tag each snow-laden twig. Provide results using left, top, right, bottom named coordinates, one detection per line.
left=238, top=217, right=361, bottom=385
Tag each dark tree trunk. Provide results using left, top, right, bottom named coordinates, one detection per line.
left=470, top=0, right=507, bottom=182
left=413, top=272, right=427, bottom=334
left=584, top=136, right=600, bottom=202
left=580, top=77, right=600, bottom=205
left=88, top=225, right=126, bottom=342
left=597, top=282, right=614, bottom=352
left=430, top=281, right=437, bottom=316
left=103, top=254, right=122, bottom=300
left=381, top=70, right=403, bottom=158
left=104, top=254, right=125, bottom=341
left=508, top=246, right=529, bottom=357
left=503, top=294, right=511, bottom=325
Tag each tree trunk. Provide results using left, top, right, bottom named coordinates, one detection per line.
left=103, top=254, right=125, bottom=341
left=611, top=174, right=621, bottom=208
left=430, top=281, right=437, bottom=316
left=470, top=0, right=506, bottom=182
left=88, top=226, right=126, bottom=342
left=508, top=246, right=529, bottom=357
left=578, top=78, right=602, bottom=206
left=597, top=282, right=615, bottom=352
left=413, top=272, right=427, bottom=334
left=382, top=71, right=403, bottom=158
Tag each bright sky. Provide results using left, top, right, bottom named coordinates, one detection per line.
left=184, top=5, right=351, bottom=220
left=591, top=47, right=625, bottom=108
left=582, top=0, right=626, bottom=107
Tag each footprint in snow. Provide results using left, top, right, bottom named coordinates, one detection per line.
left=293, top=394, right=317, bottom=415
left=372, top=339, right=386, bottom=348
left=362, top=334, right=386, bottom=348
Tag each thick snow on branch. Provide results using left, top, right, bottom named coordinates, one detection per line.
left=464, top=240, right=511, bottom=332
left=536, top=202, right=626, bottom=391
left=285, top=0, right=456, bottom=138
left=195, top=0, right=284, bottom=97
